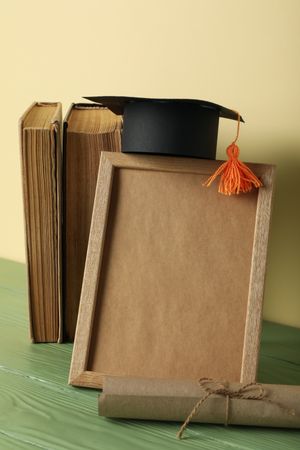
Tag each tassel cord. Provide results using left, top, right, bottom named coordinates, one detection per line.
left=203, top=121, right=263, bottom=195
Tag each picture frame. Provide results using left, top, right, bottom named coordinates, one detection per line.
left=69, top=152, right=275, bottom=389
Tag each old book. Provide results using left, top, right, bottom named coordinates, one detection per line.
left=19, top=102, right=62, bottom=342
left=63, top=104, right=122, bottom=341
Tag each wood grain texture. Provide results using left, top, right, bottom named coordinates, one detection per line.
left=241, top=165, right=276, bottom=382
left=68, top=155, right=114, bottom=386
left=1, top=258, right=300, bottom=449
left=70, top=152, right=275, bottom=389
left=101, top=151, right=271, bottom=176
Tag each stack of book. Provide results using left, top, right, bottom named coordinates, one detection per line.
left=20, top=102, right=122, bottom=342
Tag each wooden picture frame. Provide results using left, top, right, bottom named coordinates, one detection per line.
left=69, top=152, right=275, bottom=389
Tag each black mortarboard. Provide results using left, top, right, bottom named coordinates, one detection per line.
left=83, top=96, right=244, bottom=159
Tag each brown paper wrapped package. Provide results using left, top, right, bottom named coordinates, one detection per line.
left=99, top=376, right=300, bottom=429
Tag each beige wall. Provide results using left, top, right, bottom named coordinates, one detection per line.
left=1, top=0, right=300, bottom=327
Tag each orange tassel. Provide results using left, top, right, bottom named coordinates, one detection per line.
left=203, top=113, right=263, bottom=195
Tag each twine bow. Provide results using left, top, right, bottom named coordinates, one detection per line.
left=177, top=378, right=267, bottom=439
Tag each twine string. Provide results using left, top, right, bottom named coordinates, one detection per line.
left=176, top=378, right=267, bottom=439
left=225, top=394, right=229, bottom=427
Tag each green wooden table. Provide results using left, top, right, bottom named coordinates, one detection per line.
left=1, top=258, right=300, bottom=450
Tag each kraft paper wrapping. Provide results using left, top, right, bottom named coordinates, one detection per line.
left=99, top=376, right=300, bottom=428
left=88, top=169, right=259, bottom=382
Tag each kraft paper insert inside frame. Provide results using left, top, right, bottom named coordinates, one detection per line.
left=69, top=152, right=275, bottom=389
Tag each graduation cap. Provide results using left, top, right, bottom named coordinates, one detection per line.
left=83, top=96, right=243, bottom=160
left=84, top=96, right=262, bottom=195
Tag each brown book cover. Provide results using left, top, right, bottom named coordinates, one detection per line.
left=63, top=104, right=122, bottom=341
left=19, top=102, right=63, bottom=343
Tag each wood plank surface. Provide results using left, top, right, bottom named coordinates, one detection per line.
left=0, top=258, right=300, bottom=449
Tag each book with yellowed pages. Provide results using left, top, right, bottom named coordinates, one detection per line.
left=63, top=103, right=122, bottom=341
left=19, top=102, right=62, bottom=343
